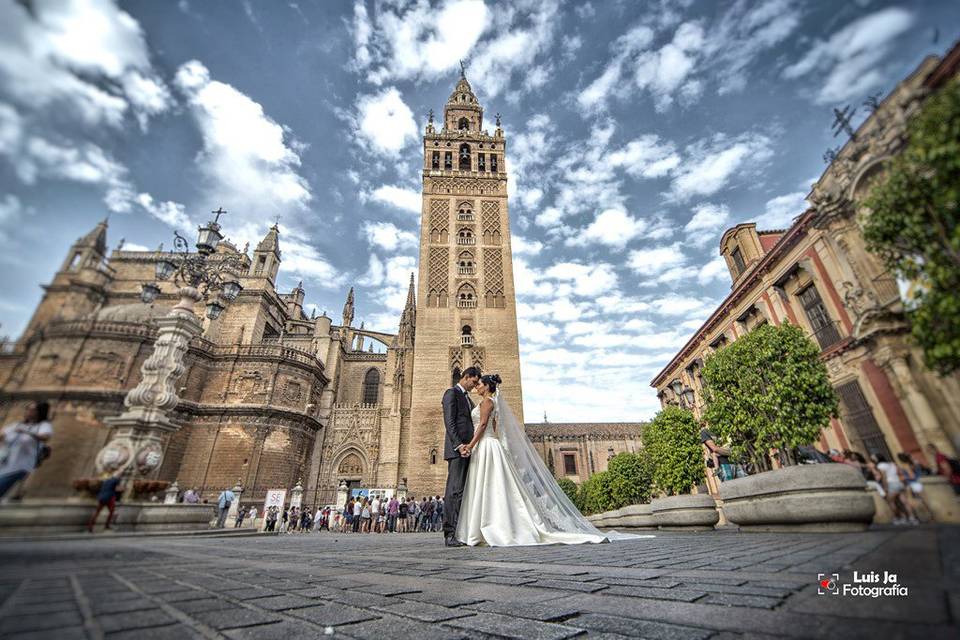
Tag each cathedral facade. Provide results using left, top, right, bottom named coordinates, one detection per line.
left=0, top=75, right=639, bottom=506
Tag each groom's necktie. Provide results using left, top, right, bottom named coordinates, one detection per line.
left=463, top=387, right=473, bottom=410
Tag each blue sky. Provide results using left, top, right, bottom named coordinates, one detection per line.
left=0, top=0, right=956, bottom=421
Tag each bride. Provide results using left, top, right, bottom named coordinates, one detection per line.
left=456, top=374, right=642, bottom=546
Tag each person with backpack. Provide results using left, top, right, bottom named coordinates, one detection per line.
left=927, top=443, right=960, bottom=495
left=0, top=401, right=53, bottom=499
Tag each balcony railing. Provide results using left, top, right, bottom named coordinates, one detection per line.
left=458, top=267, right=475, bottom=275
left=457, top=299, right=477, bottom=308
left=461, top=335, right=474, bottom=346
left=811, top=320, right=843, bottom=350
left=456, top=237, right=475, bottom=245
left=457, top=213, right=474, bottom=221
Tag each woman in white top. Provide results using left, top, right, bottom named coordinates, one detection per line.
left=0, top=401, right=53, bottom=499
left=873, top=453, right=918, bottom=525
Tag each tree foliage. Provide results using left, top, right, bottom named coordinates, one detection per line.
left=701, top=322, right=838, bottom=470
left=643, top=406, right=704, bottom=496
left=557, top=477, right=579, bottom=506
left=577, top=471, right=616, bottom=515
left=862, top=79, right=960, bottom=375
left=606, top=451, right=654, bottom=507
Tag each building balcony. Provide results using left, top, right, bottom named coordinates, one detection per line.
left=457, top=237, right=476, bottom=245
left=460, top=335, right=474, bottom=347
left=458, top=267, right=475, bottom=275
left=457, top=299, right=477, bottom=309
left=457, top=213, right=474, bottom=221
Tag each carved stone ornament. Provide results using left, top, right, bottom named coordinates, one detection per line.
left=136, top=441, right=164, bottom=475
left=95, top=438, right=133, bottom=474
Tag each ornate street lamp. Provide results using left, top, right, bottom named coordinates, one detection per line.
left=96, top=207, right=245, bottom=481
left=681, top=387, right=697, bottom=409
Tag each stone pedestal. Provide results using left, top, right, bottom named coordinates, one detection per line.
left=396, top=479, right=408, bottom=502
left=290, top=481, right=304, bottom=510
left=336, top=481, right=348, bottom=510
left=226, top=483, right=243, bottom=522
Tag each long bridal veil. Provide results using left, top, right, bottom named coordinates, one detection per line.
left=493, top=391, right=646, bottom=541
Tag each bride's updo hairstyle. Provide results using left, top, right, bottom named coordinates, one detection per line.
left=480, top=374, right=502, bottom=394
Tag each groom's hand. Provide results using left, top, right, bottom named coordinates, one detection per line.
left=458, top=444, right=471, bottom=457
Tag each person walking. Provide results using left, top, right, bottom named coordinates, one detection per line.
left=352, top=498, right=362, bottom=533
left=234, top=505, right=247, bottom=528
left=215, top=487, right=235, bottom=528
left=897, top=452, right=932, bottom=521
left=0, top=401, right=53, bottom=499
left=434, top=497, right=444, bottom=532
left=183, top=487, right=200, bottom=504
left=370, top=495, right=381, bottom=533
left=279, top=507, right=289, bottom=533
left=874, top=453, right=918, bottom=525
left=927, top=443, right=960, bottom=495
left=397, top=497, right=408, bottom=532
left=361, top=498, right=372, bottom=533
left=344, top=499, right=354, bottom=533
left=266, top=506, right=278, bottom=532
left=247, top=505, right=258, bottom=528
left=387, top=495, right=399, bottom=532
left=301, top=507, right=312, bottom=532
left=87, top=471, right=123, bottom=533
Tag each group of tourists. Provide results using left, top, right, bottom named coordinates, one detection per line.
left=338, top=495, right=443, bottom=533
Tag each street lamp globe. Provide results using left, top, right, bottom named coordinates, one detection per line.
left=205, top=299, right=226, bottom=320
left=155, top=256, right=177, bottom=281
left=221, top=280, right=243, bottom=302
left=196, top=221, right=223, bottom=255
left=140, top=282, right=161, bottom=304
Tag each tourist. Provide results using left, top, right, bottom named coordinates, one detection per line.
left=897, top=452, right=932, bottom=521
left=0, top=400, right=54, bottom=499
left=387, top=494, right=399, bottom=532
left=279, top=507, right=289, bottom=533
left=344, top=499, right=354, bottom=533
left=247, top=505, right=258, bottom=528
left=234, top=505, right=247, bottom=528
left=420, top=497, right=431, bottom=531
left=215, top=487, right=235, bottom=528
left=409, top=497, right=418, bottom=531
left=87, top=470, right=123, bottom=533
left=183, top=487, right=200, bottom=504
left=700, top=427, right=746, bottom=482
left=265, top=506, right=278, bottom=532
left=352, top=498, right=362, bottom=532
left=926, top=443, right=960, bottom=495
left=397, top=497, right=408, bottom=532
left=873, top=454, right=918, bottom=525
left=288, top=506, right=299, bottom=533
left=361, top=498, right=372, bottom=533
left=370, top=495, right=381, bottom=533
left=434, top=496, right=444, bottom=531
left=301, top=507, right=312, bottom=532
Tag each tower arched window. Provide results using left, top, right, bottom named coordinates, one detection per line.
left=457, top=229, right=475, bottom=245
left=459, top=143, right=471, bottom=171
left=457, top=284, right=476, bottom=308
left=430, top=449, right=438, bottom=464
left=458, top=117, right=469, bottom=131
left=362, top=368, right=380, bottom=404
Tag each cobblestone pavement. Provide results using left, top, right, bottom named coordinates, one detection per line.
left=0, top=526, right=956, bottom=640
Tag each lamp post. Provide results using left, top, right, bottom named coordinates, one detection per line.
left=95, top=209, right=244, bottom=480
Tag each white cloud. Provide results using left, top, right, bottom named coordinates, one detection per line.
left=633, top=21, right=704, bottom=112
left=0, top=0, right=172, bottom=129
left=512, top=235, right=543, bottom=256
left=756, top=191, right=807, bottom=228
left=518, top=318, right=561, bottom=344
left=698, top=255, right=729, bottom=285
left=366, top=184, right=421, bottom=214
left=363, top=221, right=417, bottom=252
left=607, top=134, right=681, bottom=178
left=668, top=133, right=773, bottom=201
left=135, top=193, right=191, bottom=229
left=782, top=7, right=915, bottom=104
left=627, top=243, right=688, bottom=278
left=280, top=234, right=344, bottom=287
left=566, top=207, right=648, bottom=250
left=544, top=262, right=618, bottom=297
left=174, top=60, right=312, bottom=229
left=353, top=87, right=418, bottom=156
left=684, top=202, right=730, bottom=247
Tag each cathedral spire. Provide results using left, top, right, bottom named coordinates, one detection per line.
left=342, top=287, right=355, bottom=327
left=444, top=69, right=483, bottom=132
left=80, top=217, right=109, bottom=257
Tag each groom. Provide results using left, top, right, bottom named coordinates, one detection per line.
left=441, top=366, right=481, bottom=547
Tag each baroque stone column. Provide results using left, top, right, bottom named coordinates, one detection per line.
left=878, top=349, right=947, bottom=453
left=95, top=287, right=204, bottom=479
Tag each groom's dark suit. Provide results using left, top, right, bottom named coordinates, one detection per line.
left=442, top=384, right=474, bottom=542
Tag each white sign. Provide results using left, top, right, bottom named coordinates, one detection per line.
left=262, top=489, right=286, bottom=531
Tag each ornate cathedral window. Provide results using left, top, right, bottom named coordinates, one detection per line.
left=362, top=368, right=380, bottom=404
left=458, top=117, right=469, bottom=130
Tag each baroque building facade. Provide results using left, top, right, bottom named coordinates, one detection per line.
left=651, top=45, right=960, bottom=495
left=0, top=74, right=639, bottom=505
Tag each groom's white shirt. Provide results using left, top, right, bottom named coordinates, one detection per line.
left=455, top=383, right=466, bottom=395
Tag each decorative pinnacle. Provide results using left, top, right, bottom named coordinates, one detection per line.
left=211, top=207, right=227, bottom=224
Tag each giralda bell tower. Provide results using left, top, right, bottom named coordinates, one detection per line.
left=405, top=70, right=524, bottom=495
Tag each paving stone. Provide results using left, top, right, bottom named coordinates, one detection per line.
left=571, top=613, right=712, bottom=639
left=107, top=623, right=204, bottom=639
left=13, top=600, right=78, bottom=615
left=399, top=590, right=486, bottom=608
left=0, top=611, right=83, bottom=634
left=98, top=609, right=177, bottom=633
left=154, top=588, right=210, bottom=603
left=603, top=585, right=707, bottom=602
left=353, top=582, right=422, bottom=596
left=698, top=593, right=783, bottom=609
left=529, top=579, right=608, bottom=593
left=221, top=587, right=284, bottom=600
left=319, top=588, right=397, bottom=608
left=245, top=594, right=318, bottom=610
left=445, top=612, right=584, bottom=640
left=465, top=600, right=581, bottom=622
left=338, top=613, right=469, bottom=640
left=224, top=621, right=337, bottom=640
left=375, top=599, right=474, bottom=622
left=6, top=627, right=89, bottom=640
left=173, top=597, right=236, bottom=613
left=192, top=607, right=283, bottom=630
left=283, top=603, right=372, bottom=626
left=90, top=598, right=156, bottom=614
left=473, top=575, right=538, bottom=586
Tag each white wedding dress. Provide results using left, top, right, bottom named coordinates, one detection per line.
left=456, top=393, right=637, bottom=546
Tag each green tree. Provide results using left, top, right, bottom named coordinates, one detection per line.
left=644, top=406, right=704, bottom=495
left=577, top=471, right=616, bottom=515
left=557, top=477, right=579, bottom=506
left=606, top=451, right=654, bottom=507
left=862, top=79, right=960, bottom=375
left=701, top=322, right=838, bottom=470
